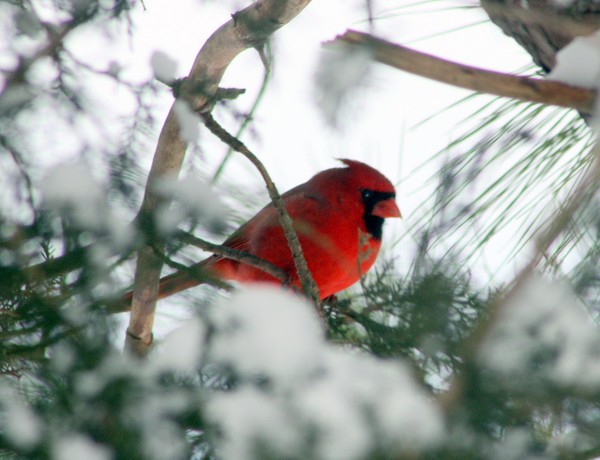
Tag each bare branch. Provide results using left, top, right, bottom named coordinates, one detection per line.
left=202, top=113, right=323, bottom=309
left=330, top=30, right=596, bottom=114
left=126, top=0, right=312, bottom=355
left=109, top=231, right=293, bottom=314
left=212, top=50, right=272, bottom=183
left=175, top=231, right=290, bottom=285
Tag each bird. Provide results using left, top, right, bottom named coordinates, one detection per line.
left=150, top=159, right=400, bottom=301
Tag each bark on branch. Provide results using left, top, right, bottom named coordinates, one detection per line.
left=126, top=0, right=312, bottom=356
left=481, top=0, right=600, bottom=72
left=481, top=0, right=600, bottom=39
left=330, top=30, right=596, bottom=114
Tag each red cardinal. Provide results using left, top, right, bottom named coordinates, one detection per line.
left=155, top=159, right=400, bottom=301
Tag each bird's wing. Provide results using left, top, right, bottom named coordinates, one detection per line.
left=220, top=221, right=253, bottom=253
left=220, top=183, right=311, bottom=251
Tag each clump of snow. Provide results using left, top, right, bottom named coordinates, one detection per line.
left=547, top=430, right=596, bottom=458
left=153, top=175, right=222, bottom=234
left=74, top=351, right=134, bottom=398
left=548, top=32, right=600, bottom=89
left=150, top=50, right=178, bottom=82
left=0, top=384, right=42, bottom=449
left=40, top=162, right=134, bottom=249
left=52, top=434, right=112, bottom=460
left=208, top=286, right=325, bottom=384
left=60, top=300, right=94, bottom=327
left=150, top=317, right=205, bottom=373
left=41, top=162, right=105, bottom=228
left=205, top=286, right=444, bottom=459
left=67, top=349, right=192, bottom=460
left=314, top=43, right=372, bottom=126
left=0, top=84, right=33, bottom=114
left=296, top=349, right=443, bottom=459
left=140, top=419, right=188, bottom=460
left=50, top=343, right=77, bottom=374
left=297, top=364, right=372, bottom=460
left=173, top=100, right=200, bottom=143
left=207, top=387, right=303, bottom=460
left=485, top=428, right=540, bottom=460
left=479, top=276, right=600, bottom=390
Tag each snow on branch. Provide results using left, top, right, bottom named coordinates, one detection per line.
left=205, top=287, right=444, bottom=459
left=330, top=30, right=596, bottom=114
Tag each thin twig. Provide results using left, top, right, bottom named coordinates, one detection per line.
left=175, top=230, right=290, bottom=284
left=0, top=134, right=37, bottom=217
left=212, top=48, right=272, bottom=183
left=330, top=30, right=596, bottom=114
left=201, top=113, right=323, bottom=310
left=150, top=244, right=233, bottom=293
left=1, top=22, right=71, bottom=94
left=112, top=230, right=293, bottom=314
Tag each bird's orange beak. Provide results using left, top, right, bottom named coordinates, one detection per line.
left=372, top=198, right=401, bottom=218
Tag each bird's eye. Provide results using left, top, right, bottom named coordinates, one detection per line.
left=362, top=190, right=372, bottom=199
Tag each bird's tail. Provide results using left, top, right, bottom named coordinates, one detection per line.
left=156, top=264, right=207, bottom=300
left=117, top=257, right=217, bottom=312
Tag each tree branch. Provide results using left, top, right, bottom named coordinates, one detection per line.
left=202, top=113, right=322, bottom=309
left=126, top=0, right=312, bottom=356
left=212, top=51, right=272, bottom=183
left=329, top=30, right=596, bottom=114
left=109, top=232, right=293, bottom=314
left=175, top=231, right=290, bottom=285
